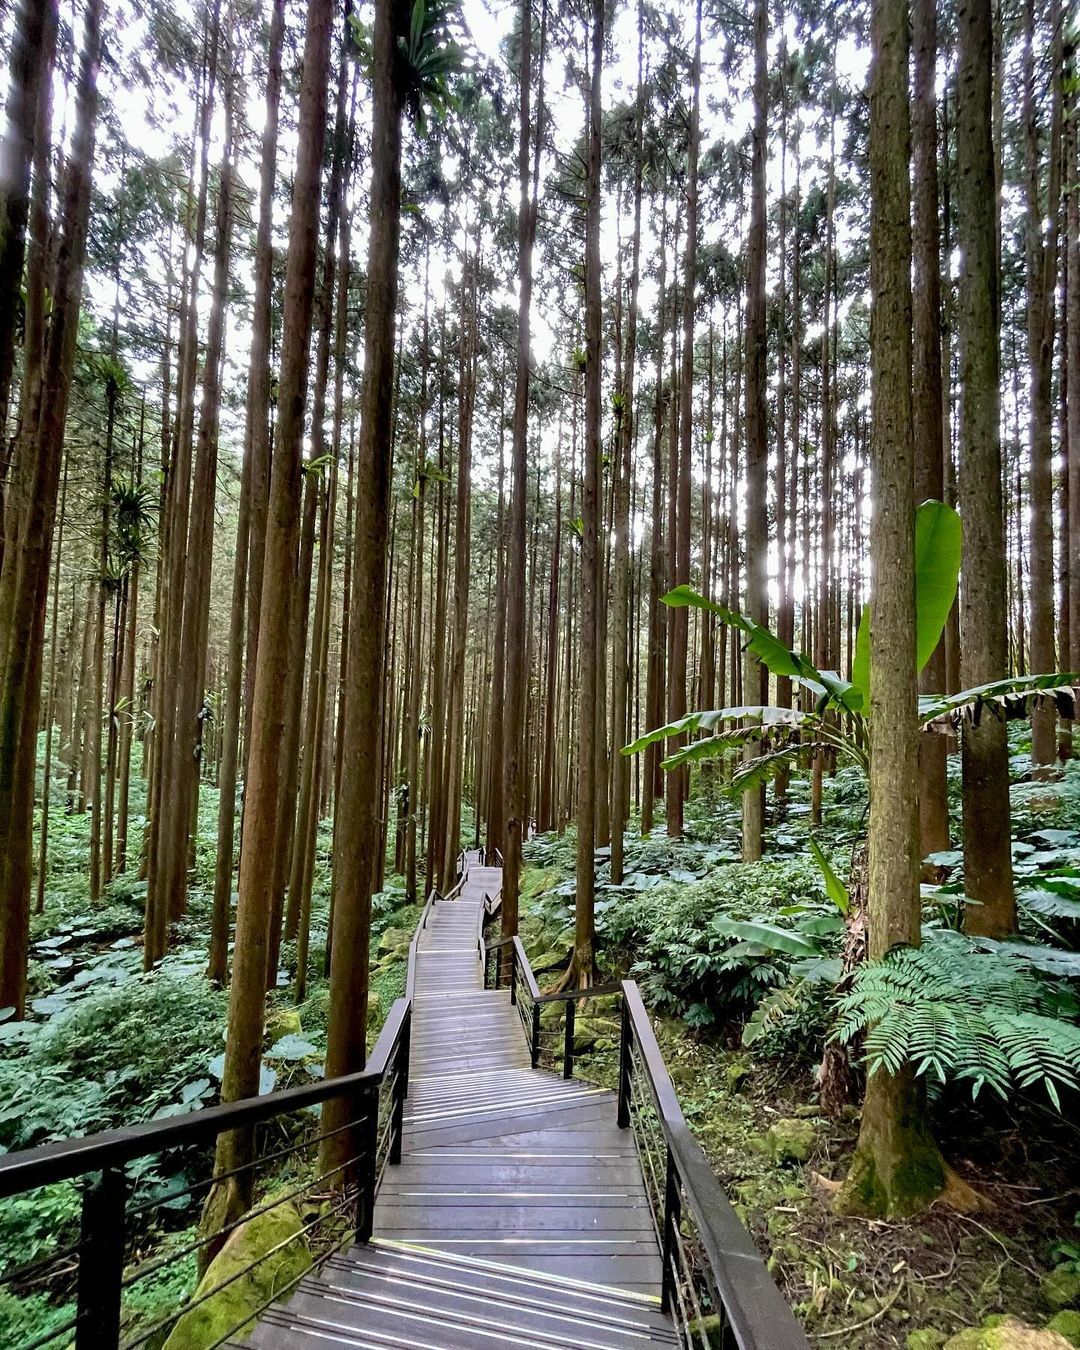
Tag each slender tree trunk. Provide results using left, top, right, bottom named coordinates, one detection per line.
left=573, top=0, right=603, bottom=986
left=1024, top=0, right=1063, bottom=769
left=912, top=0, right=949, bottom=855
left=503, top=0, right=543, bottom=947
left=36, top=451, right=68, bottom=914
left=957, top=0, right=1015, bottom=938
left=440, top=252, right=477, bottom=888
left=1069, top=46, right=1080, bottom=680
left=742, top=0, right=769, bottom=863
left=320, top=0, right=408, bottom=1176
left=206, top=0, right=332, bottom=1234
left=209, top=0, right=286, bottom=985
left=486, top=404, right=507, bottom=855
left=294, top=471, right=334, bottom=1002
left=0, top=0, right=55, bottom=462
left=642, top=193, right=668, bottom=836
left=0, top=0, right=102, bottom=1016
left=159, top=64, right=235, bottom=939
left=405, top=256, right=430, bottom=897
left=145, top=21, right=219, bottom=960
left=666, top=0, right=701, bottom=841
left=838, top=0, right=949, bottom=1218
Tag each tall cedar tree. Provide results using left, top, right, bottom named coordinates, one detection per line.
left=837, top=0, right=950, bottom=1217
left=573, top=0, right=604, bottom=985
left=742, top=0, right=768, bottom=862
left=957, top=0, right=1015, bottom=937
left=321, top=0, right=412, bottom=1174
left=210, top=0, right=287, bottom=984
left=503, top=0, right=539, bottom=950
left=912, top=0, right=949, bottom=854
left=0, top=0, right=101, bottom=1016
left=205, top=0, right=333, bottom=1231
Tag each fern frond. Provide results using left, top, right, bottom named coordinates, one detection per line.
left=835, top=933, right=1080, bottom=1108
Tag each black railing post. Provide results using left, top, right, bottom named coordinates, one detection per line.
left=390, top=1009, right=411, bottom=1165
left=76, top=1165, right=126, bottom=1350
left=617, top=996, right=633, bottom=1128
left=531, top=1003, right=541, bottom=1069
left=562, top=999, right=575, bottom=1080
left=660, top=1147, right=681, bottom=1316
left=356, top=1086, right=380, bottom=1243
left=509, top=948, right=518, bottom=1005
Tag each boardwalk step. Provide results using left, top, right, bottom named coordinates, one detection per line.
left=245, top=1240, right=678, bottom=1349
left=247, top=850, right=678, bottom=1346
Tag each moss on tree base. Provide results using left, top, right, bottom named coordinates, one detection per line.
left=163, top=1196, right=311, bottom=1350
left=834, top=1065, right=964, bottom=1218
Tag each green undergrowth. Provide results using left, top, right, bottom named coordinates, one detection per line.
left=516, top=733, right=1080, bottom=1346
left=2, top=762, right=424, bottom=1347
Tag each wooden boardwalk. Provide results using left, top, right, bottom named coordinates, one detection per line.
left=249, top=854, right=678, bottom=1348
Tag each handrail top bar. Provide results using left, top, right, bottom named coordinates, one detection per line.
left=620, top=980, right=811, bottom=1349
left=481, top=930, right=617, bottom=1004
left=511, top=936, right=541, bottom=999
left=0, top=996, right=411, bottom=1201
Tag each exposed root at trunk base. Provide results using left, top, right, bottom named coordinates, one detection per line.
left=933, top=1164, right=989, bottom=1214
left=819, top=841, right=868, bottom=1118
left=833, top=1064, right=988, bottom=1219
left=197, top=1175, right=250, bottom=1276
left=551, top=956, right=595, bottom=996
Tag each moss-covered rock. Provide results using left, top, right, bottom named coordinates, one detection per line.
left=907, top=1332, right=948, bottom=1350
left=163, top=1198, right=311, bottom=1350
left=265, top=1008, right=302, bottom=1045
left=1048, top=1312, right=1080, bottom=1348
left=1042, top=1269, right=1080, bottom=1313
left=726, top=1058, right=751, bottom=1093
left=573, top=1017, right=607, bottom=1052
left=531, top=946, right=570, bottom=976
left=943, top=1315, right=1073, bottom=1348
left=377, top=926, right=411, bottom=957
left=765, top=1118, right=817, bottom=1165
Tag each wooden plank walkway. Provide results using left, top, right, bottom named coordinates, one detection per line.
left=248, top=854, right=678, bottom=1348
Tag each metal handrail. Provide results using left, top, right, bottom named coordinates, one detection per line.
left=479, top=930, right=808, bottom=1348
left=619, top=982, right=809, bottom=1347
left=0, top=998, right=410, bottom=1200
left=0, top=901, right=431, bottom=1350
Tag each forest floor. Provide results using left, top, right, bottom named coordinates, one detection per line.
left=3, top=735, right=1080, bottom=1347
left=515, top=747, right=1080, bottom=1348
left=0, top=753, right=418, bottom=1343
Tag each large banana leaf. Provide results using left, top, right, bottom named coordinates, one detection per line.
left=660, top=727, right=776, bottom=770
left=920, top=673, right=1080, bottom=730
left=728, top=742, right=835, bottom=794
left=663, top=584, right=861, bottom=713
left=621, top=704, right=805, bottom=758
left=710, top=918, right=825, bottom=957
left=808, top=837, right=851, bottom=915
left=850, top=499, right=962, bottom=707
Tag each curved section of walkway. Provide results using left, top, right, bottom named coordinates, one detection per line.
left=247, top=855, right=678, bottom=1348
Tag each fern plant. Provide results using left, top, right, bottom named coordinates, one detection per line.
left=833, top=933, right=1080, bottom=1108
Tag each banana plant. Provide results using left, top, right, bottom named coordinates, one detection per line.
left=623, top=500, right=1080, bottom=797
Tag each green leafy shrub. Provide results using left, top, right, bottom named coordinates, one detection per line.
left=0, top=970, right=227, bottom=1148
left=0, top=1290, right=76, bottom=1348
left=601, top=858, right=841, bottom=1024
left=0, top=1182, right=81, bottom=1278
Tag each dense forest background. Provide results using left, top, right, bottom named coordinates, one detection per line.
left=2, top=0, right=1080, bottom=1344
